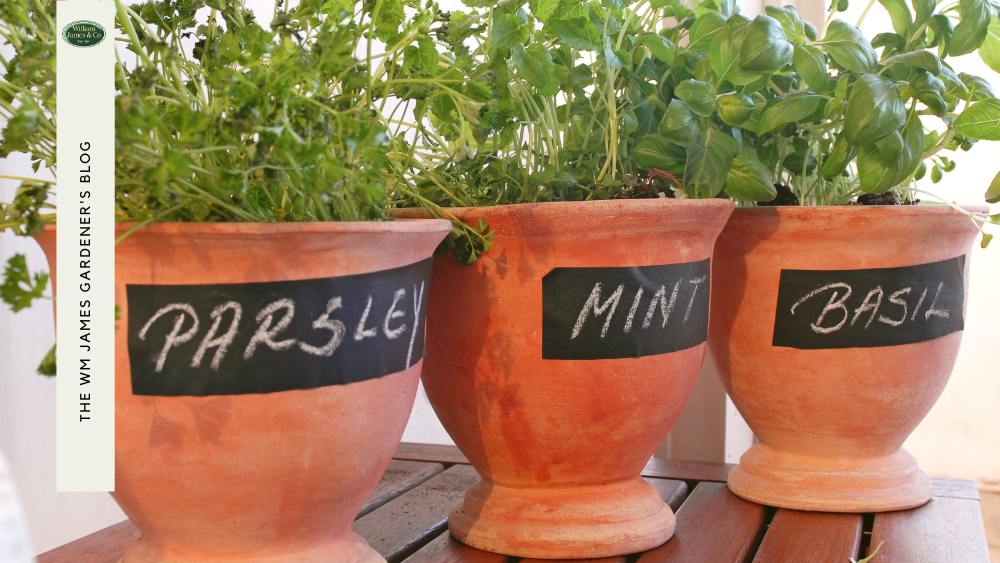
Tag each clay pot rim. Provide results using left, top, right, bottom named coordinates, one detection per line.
left=38, top=218, right=452, bottom=237
left=732, top=203, right=989, bottom=218
left=397, top=197, right=734, bottom=218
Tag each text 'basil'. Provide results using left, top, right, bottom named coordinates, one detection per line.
left=126, top=259, right=432, bottom=396
left=772, top=256, right=966, bottom=349
left=542, top=259, right=711, bottom=360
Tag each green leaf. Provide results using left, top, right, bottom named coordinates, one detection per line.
left=716, top=93, right=754, bottom=126
left=764, top=5, right=806, bottom=45
left=912, top=0, right=935, bottom=26
left=882, top=50, right=943, bottom=75
left=490, top=11, right=529, bottom=53
left=632, top=134, right=687, bottom=174
left=658, top=99, right=699, bottom=145
left=1, top=254, right=48, bottom=313
left=36, top=344, right=55, bottom=376
left=955, top=99, right=1000, bottom=140
left=530, top=0, right=560, bottom=22
left=857, top=114, right=923, bottom=192
left=949, top=0, right=991, bottom=56
left=878, top=0, right=912, bottom=35
left=821, top=135, right=857, bottom=178
left=373, top=0, right=404, bottom=42
left=674, top=79, right=717, bottom=117
left=818, top=20, right=878, bottom=73
left=739, top=15, right=794, bottom=72
left=638, top=33, right=677, bottom=65
left=794, top=44, right=831, bottom=91
left=689, top=11, right=728, bottom=51
left=961, top=72, right=997, bottom=100
left=725, top=149, right=777, bottom=201
left=543, top=17, right=601, bottom=51
left=981, top=18, right=1000, bottom=73
left=986, top=169, right=1000, bottom=203
left=684, top=127, right=738, bottom=198
left=512, top=43, right=558, bottom=95
left=844, top=74, right=906, bottom=144
left=756, top=92, right=827, bottom=134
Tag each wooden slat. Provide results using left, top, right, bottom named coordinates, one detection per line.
left=37, top=459, right=447, bottom=563
left=752, top=510, right=862, bottom=562
left=866, top=496, right=990, bottom=562
left=641, top=457, right=735, bottom=483
left=636, top=482, right=768, bottom=563
left=395, top=442, right=470, bottom=464
left=932, top=478, right=980, bottom=501
left=360, top=460, right=446, bottom=517
left=354, top=464, right=480, bottom=563
left=36, top=521, right=138, bottom=563
left=403, top=532, right=511, bottom=563
left=394, top=442, right=734, bottom=482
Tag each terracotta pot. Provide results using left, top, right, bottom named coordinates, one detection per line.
left=401, top=199, right=733, bottom=558
left=709, top=206, right=983, bottom=512
left=37, top=220, right=450, bottom=562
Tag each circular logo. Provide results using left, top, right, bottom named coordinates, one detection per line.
left=62, top=20, right=106, bottom=48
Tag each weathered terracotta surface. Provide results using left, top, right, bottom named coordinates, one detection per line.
left=407, top=199, right=733, bottom=558
left=709, top=206, right=982, bottom=512
left=37, top=220, right=450, bottom=562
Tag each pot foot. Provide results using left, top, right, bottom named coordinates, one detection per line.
left=448, top=477, right=675, bottom=559
left=120, top=532, right=384, bottom=563
left=728, top=444, right=933, bottom=512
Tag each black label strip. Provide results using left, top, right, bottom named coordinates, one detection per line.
left=126, top=259, right=433, bottom=396
left=542, top=259, right=711, bottom=360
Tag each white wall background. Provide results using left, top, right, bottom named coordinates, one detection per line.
left=1, top=0, right=998, bottom=555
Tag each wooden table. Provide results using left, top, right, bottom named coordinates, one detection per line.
left=39, top=442, right=990, bottom=562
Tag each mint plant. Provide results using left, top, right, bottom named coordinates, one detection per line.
left=403, top=0, right=999, bottom=238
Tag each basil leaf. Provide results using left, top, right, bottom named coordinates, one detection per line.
left=857, top=114, right=923, bottom=193
left=987, top=169, right=1000, bottom=203
left=955, top=99, right=1000, bottom=140
left=756, top=92, right=827, bottom=134
left=658, top=99, right=699, bottom=145
left=739, top=15, right=794, bottom=72
left=844, top=74, right=906, bottom=144
left=821, top=135, right=857, bottom=178
left=674, top=79, right=717, bottom=117
left=684, top=127, right=738, bottom=198
left=716, top=93, right=755, bottom=126
left=793, top=44, right=831, bottom=91
left=949, top=0, right=991, bottom=56
left=818, top=20, right=878, bottom=73
left=878, top=0, right=913, bottom=35
left=764, top=5, right=806, bottom=46
left=689, top=12, right=728, bottom=51
left=725, top=148, right=777, bottom=201
left=632, top=134, right=687, bottom=175
left=638, top=33, right=677, bottom=65
left=882, top=50, right=943, bottom=75
left=981, top=18, right=1000, bottom=73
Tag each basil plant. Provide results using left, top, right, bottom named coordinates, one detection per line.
left=633, top=0, right=1000, bottom=205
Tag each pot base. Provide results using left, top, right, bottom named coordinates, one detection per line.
left=728, top=444, right=933, bottom=512
left=121, top=532, right=384, bottom=563
left=448, top=477, right=675, bottom=559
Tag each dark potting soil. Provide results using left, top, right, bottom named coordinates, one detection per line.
left=756, top=184, right=800, bottom=206
left=854, top=192, right=919, bottom=205
left=756, top=185, right=919, bottom=206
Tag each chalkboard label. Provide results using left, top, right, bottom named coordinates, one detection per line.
left=772, top=256, right=966, bottom=350
left=126, top=259, right=433, bottom=396
left=542, top=259, right=711, bottom=360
